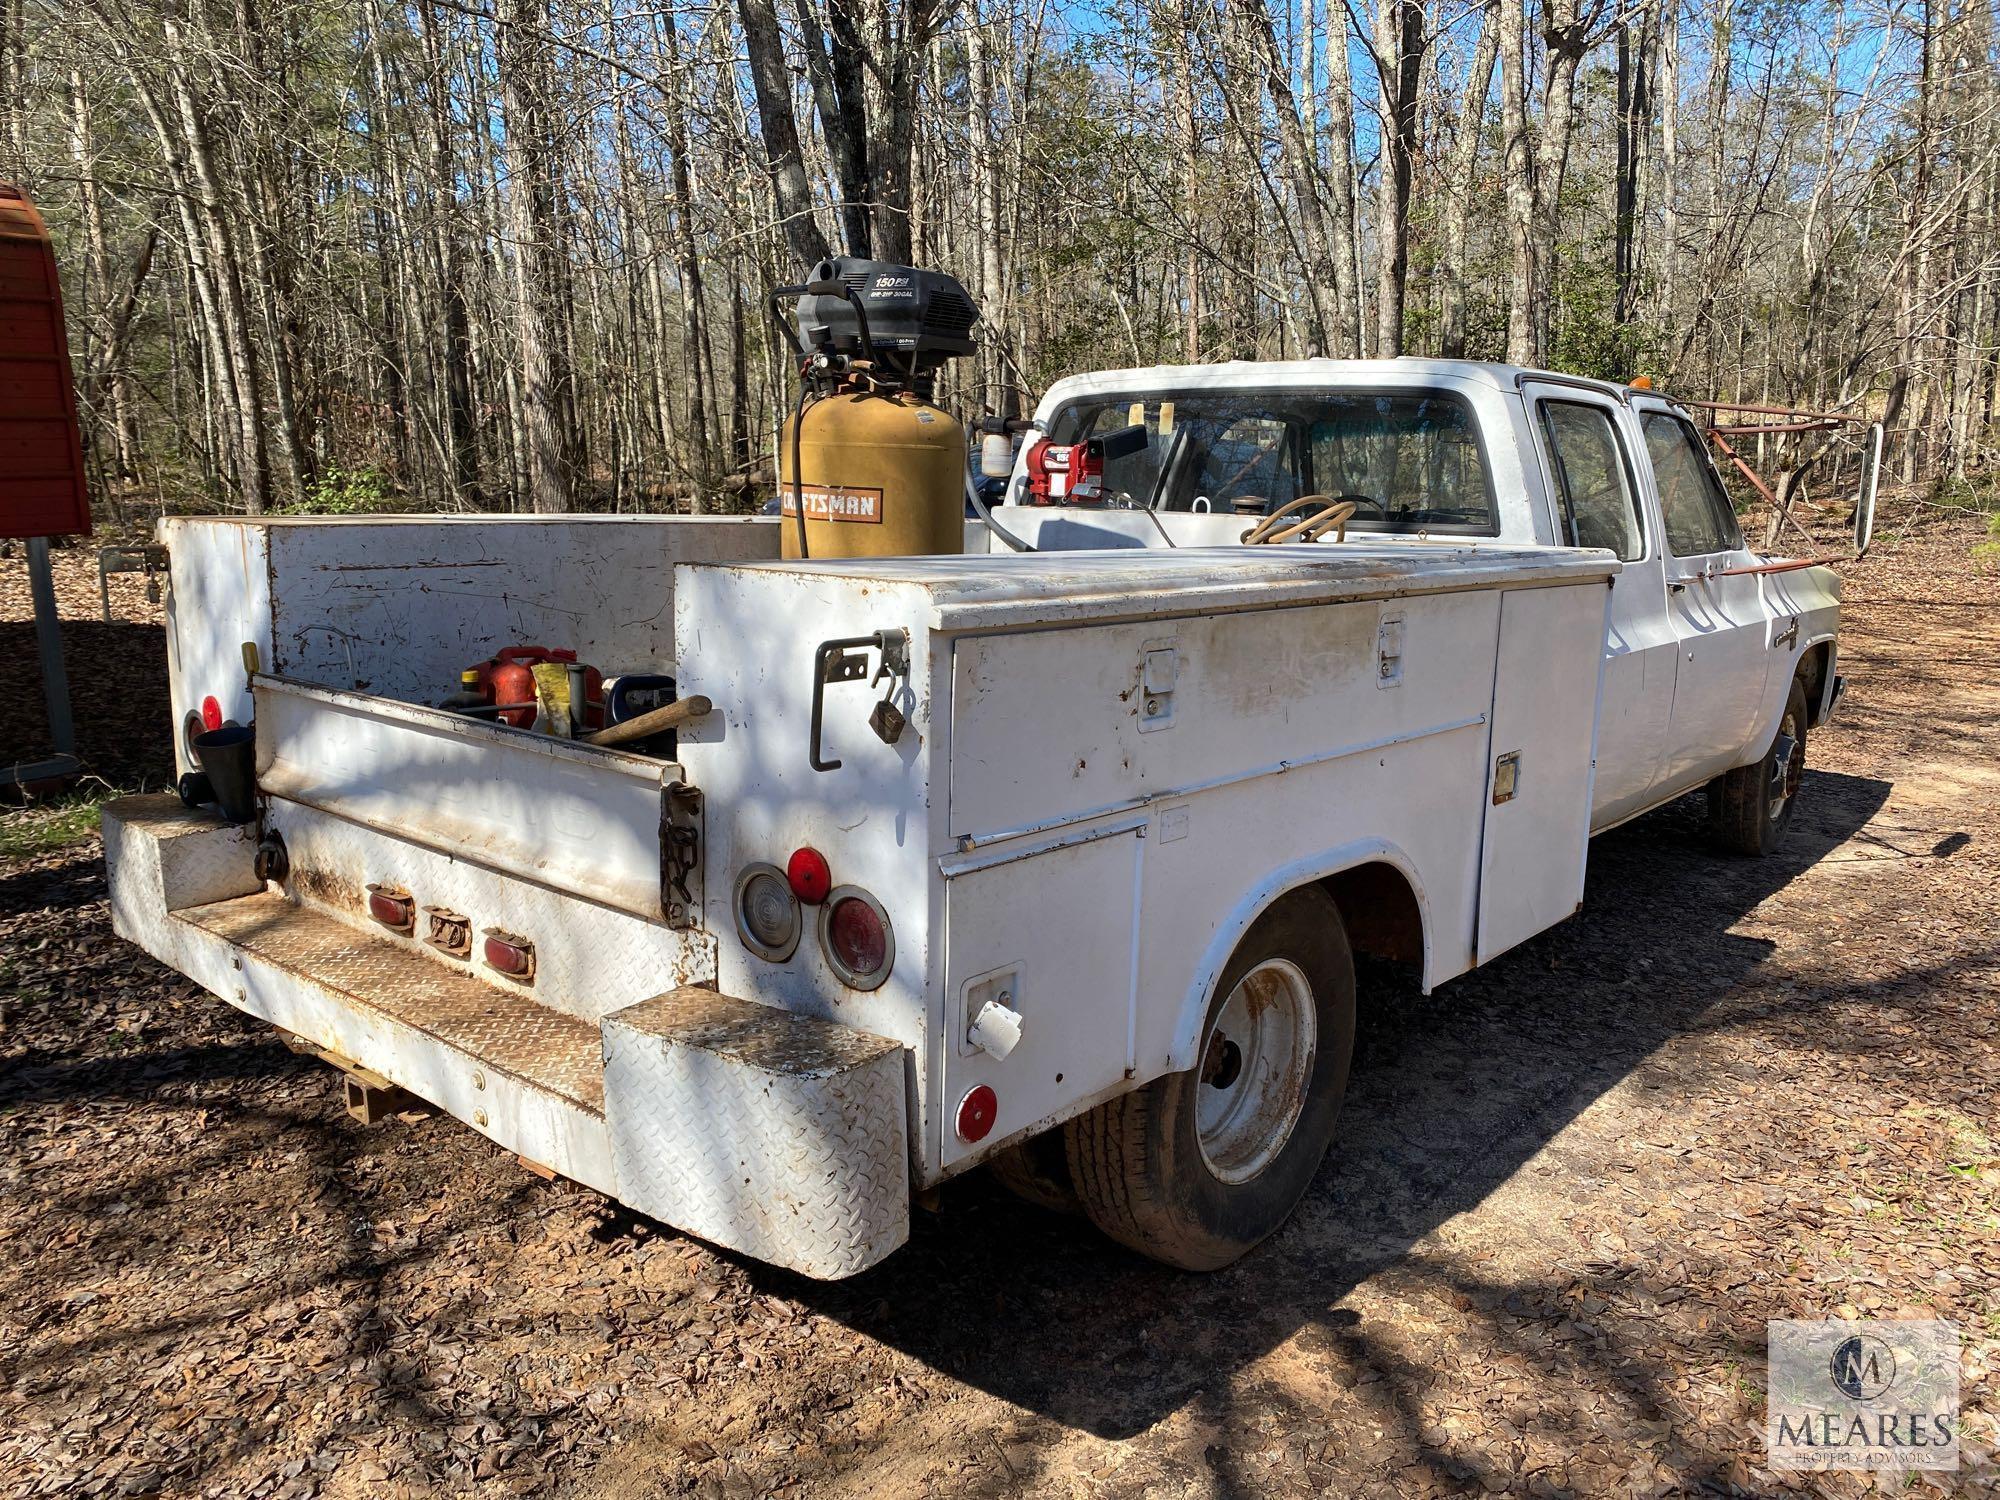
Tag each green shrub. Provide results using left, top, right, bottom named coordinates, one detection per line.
left=277, top=466, right=396, bottom=516
left=1932, top=475, right=2000, bottom=515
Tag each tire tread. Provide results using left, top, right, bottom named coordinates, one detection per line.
left=1708, top=677, right=1808, bottom=857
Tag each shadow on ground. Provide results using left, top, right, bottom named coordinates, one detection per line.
left=768, top=766, right=1896, bottom=1441
left=0, top=619, right=172, bottom=789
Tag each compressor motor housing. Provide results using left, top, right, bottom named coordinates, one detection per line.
left=793, top=260, right=978, bottom=392
left=773, top=257, right=980, bottom=560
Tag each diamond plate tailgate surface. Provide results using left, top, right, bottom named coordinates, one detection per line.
left=181, top=892, right=604, bottom=1114
left=603, top=989, right=909, bottom=1280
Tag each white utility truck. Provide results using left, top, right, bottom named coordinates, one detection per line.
left=104, top=355, right=1863, bottom=1280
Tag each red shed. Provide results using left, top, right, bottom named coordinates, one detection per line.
left=0, top=182, right=91, bottom=539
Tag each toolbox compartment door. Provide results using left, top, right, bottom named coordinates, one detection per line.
left=253, top=675, right=674, bottom=921
left=938, top=820, right=1145, bottom=1169
left=1474, top=584, right=1609, bottom=964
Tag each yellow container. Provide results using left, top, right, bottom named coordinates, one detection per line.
left=779, top=390, right=966, bottom=558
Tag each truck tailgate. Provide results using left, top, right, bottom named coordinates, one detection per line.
left=253, top=674, right=677, bottom=921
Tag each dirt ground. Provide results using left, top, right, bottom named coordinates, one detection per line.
left=1, top=516, right=1995, bottom=1498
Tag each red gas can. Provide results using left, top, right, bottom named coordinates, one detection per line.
left=467, top=646, right=604, bottom=731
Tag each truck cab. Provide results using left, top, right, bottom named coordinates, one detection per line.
left=995, top=359, right=1850, bottom=848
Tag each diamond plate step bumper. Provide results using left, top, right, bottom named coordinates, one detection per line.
left=604, top=989, right=909, bottom=1279
left=106, top=796, right=912, bottom=1280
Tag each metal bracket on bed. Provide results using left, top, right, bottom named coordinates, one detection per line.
left=661, top=781, right=703, bottom=928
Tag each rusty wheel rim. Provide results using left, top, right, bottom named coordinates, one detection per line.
left=1196, top=958, right=1317, bottom=1185
left=1770, top=705, right=1804, bottom=823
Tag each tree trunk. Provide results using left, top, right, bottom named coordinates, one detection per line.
left=1613, top=2, right=1657, bottom=330
left=1438, top=2, right=1498, bottom=358
left=967, top=6, right=1011, bottom=410
left=1531, top=0, right=1590, bottom=363
left=1243, top=0, right=1340, bottom=354
left=1323, top=0, right=1362, bottom=354
left=156, top=16, right=272, bottom=512
left=739, top=0, right=833, bottom=268
left=498, top=0, right=575, bottom=511
left=795, top=0, right=873, bottom=256
left=1173, top=1, right=1202, bottom=360
left=1499, top=0, right=1537, bottom=364
left=1370, top=0, right=1425, bottom=356
left=1659, top=0, right=1679, bottom=333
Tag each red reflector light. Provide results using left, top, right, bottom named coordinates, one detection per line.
left=483, top=931, right=536, bottom=980
left=365, top=884, right=414, bottom=931
left=786, top=846, right=832, bottom=904
left=200, top=695, right=223, bottom=732
left=956, top=1085, right=998, bottom=1143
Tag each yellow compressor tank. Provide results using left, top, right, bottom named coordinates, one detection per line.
left=779, top=389, right=966, bottom=559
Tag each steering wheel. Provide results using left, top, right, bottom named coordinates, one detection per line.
left=1240, top=494, right=1365, bottom=545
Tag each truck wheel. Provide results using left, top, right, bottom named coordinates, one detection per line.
left=1063, top=887, right=1355, bottom=1271
left=1708, top=677, right=1809, bottom=856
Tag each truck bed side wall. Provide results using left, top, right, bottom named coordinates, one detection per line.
left=676, top=563, right=1608, bottom=1185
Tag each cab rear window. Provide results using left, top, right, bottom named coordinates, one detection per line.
left=1040, top=390, right=1496, bottom=534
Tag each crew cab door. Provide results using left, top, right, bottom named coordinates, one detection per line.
left=1520, top=381, right=1678, bottom=829
left=1630, top=397, right=1774, bottom=794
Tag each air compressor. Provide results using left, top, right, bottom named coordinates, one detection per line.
left=769, top=258, right=979, bottom=559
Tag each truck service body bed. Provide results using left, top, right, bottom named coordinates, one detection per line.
left=109, top=517, right=1614, bottom=1277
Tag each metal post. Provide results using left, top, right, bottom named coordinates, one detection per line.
left=18, top=536, right=79, bottom=781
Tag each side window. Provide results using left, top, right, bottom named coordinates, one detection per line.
left=1642, top=412, right=1744, bottom=556
left=1539, top=401, right=1644, bottom=560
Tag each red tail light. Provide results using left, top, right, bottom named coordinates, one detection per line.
left=200, top=695, right=223, bottom=732
left=819, top=887, right=894, bottom=990
left=786, top=846, right=832, bottom=904
left=366, top=884, right=415, bottom=932
left=482, top=930, right=536, bottom=981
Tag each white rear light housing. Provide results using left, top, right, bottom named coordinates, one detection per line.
left=734, top=862, right=802, bottom=962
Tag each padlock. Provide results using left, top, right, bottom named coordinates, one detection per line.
left=869, top=697, right=906, bottom=745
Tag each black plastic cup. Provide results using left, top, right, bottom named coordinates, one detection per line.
left=192, top=724, right=258, bottom=823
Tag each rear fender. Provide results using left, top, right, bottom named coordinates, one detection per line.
left=1167, top=838, right=1432, bottom=1074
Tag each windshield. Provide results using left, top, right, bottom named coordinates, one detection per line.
left=1037, top=389, right=1497, bottom=534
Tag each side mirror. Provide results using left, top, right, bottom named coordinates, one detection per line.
left=1854, top=422, right=1883, bottom=557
